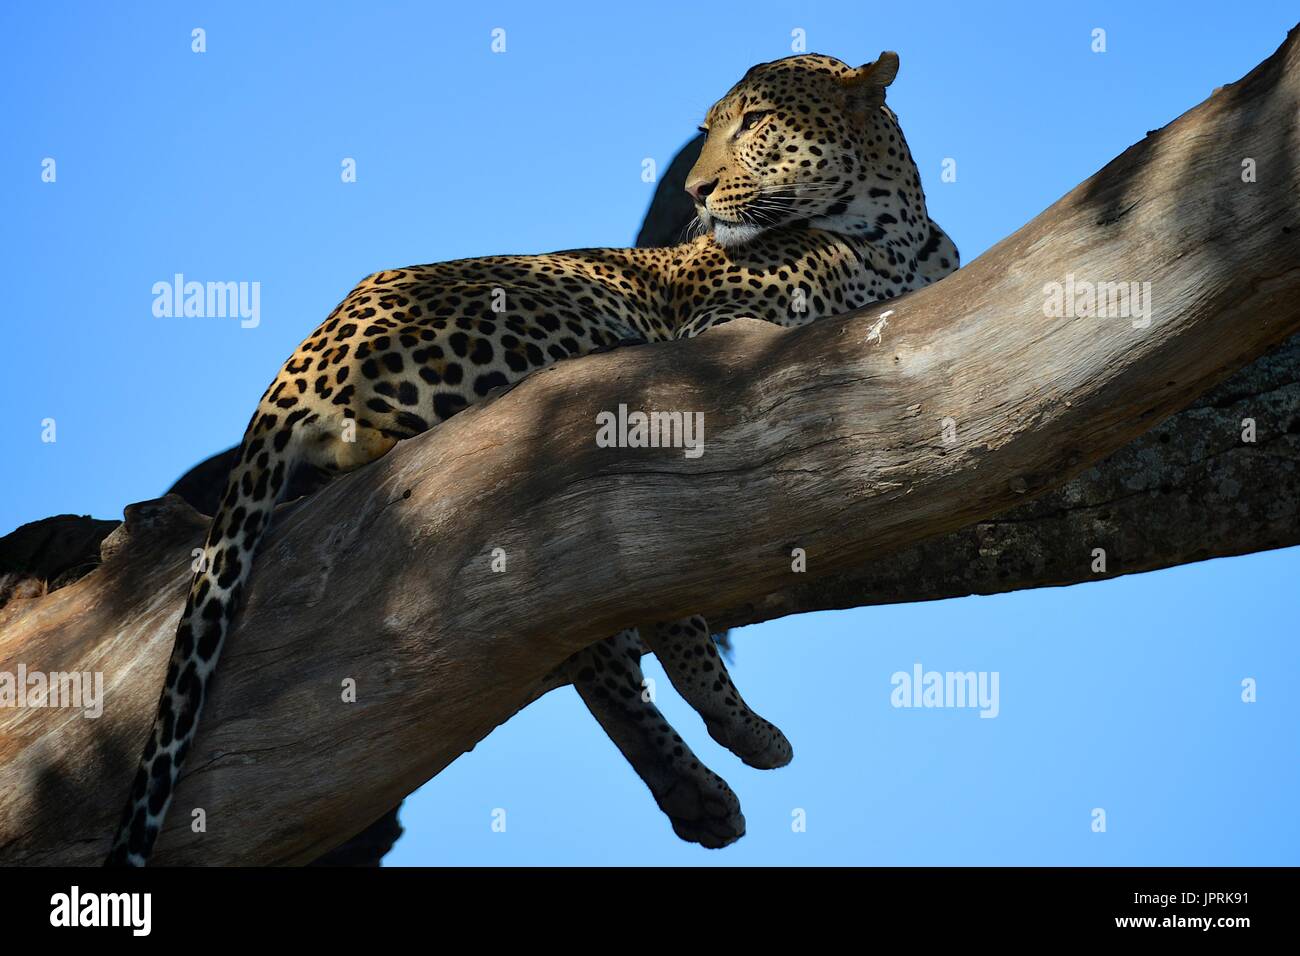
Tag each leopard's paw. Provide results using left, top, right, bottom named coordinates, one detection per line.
left=706, top=712, right=793, bottom=771
left=657, top=764, right=746, bottom=849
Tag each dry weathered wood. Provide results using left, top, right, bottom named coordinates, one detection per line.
left=713, top=329, right=1300, bottom=624
left=2, top=27, right=1298, bottom=866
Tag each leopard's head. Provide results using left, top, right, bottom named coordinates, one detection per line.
left=687, top=52, right=918, bottom=249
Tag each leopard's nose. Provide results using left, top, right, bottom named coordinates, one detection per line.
left=686, top=178, right=718, bottom=204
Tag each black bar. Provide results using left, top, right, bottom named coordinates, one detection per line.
left=0, top=866, right=1280, bottom=940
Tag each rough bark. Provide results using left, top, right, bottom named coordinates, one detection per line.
left=714, top=312, right=1300, bottom=624
left=1, top=27, right=1298, bottom=866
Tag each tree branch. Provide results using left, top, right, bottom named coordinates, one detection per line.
left=711, top=328, right=1300, bottom=626
left=2, top=26, right=1298, bottom=865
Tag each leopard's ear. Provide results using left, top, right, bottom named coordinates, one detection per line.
left=841, top=51, right=899, bottom=111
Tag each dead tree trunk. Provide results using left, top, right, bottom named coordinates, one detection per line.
left=2, top=26, right=1298, bottom=866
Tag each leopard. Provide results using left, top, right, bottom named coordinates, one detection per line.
left=106, top=49, right=958, bottom=865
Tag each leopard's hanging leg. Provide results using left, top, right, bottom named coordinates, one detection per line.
left=645, top=615, right=792, bottom=770
left=563, top=629, right=745, bottom=848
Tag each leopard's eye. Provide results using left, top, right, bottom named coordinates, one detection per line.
left=739, top=110, right=773, bottom=133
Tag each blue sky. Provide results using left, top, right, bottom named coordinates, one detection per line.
left=2, top=1, right=1296, bottom=864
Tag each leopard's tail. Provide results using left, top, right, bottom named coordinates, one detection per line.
left=106, top=417, right=301, bottom=866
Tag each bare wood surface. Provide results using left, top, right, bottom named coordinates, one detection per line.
left=2, top=27, right=1298, bottom=865
left=714, top=329, right=1300, bottom=624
